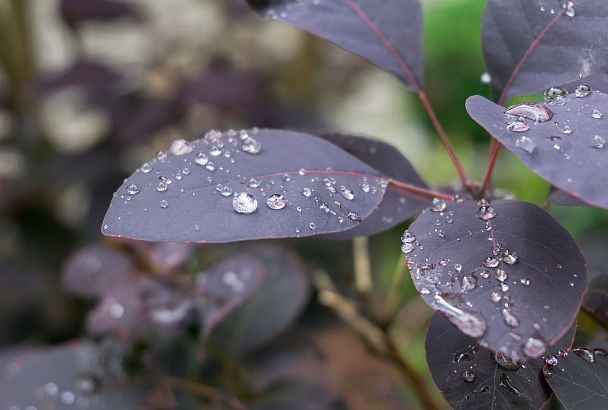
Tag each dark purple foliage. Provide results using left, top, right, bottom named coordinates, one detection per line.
left=0, top=342, right=152, bottom=408
left=467, top=92, right=608, bottom=209
left=102, top=129, right=391, bottom=242
left=425, top=313, right=576, bottom=409
left=320, top=132, right=430, bottom=238
left=543, top=347, right=608, bottom=409
left=583, top=275, right=608, bottom=325
left=404, top=199, right=585, bottom=360
left=482, top=0, right=608, bottom=101
left=246, top=0, right=423, bottom=90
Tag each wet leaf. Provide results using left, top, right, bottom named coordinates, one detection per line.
left=245, top=0, right=423, bottom=90
left=583, top=275, right=608, bottom=325
left=466, top=92, right=608, bottom=209
left=404, top=199, right=585, bottom=361
left=102, top=129, right=389, bottom=242
left=205, top=246, right=310, bottom=358
left=482, top=1, right=608, bottom=101
left=320, top=132, right=430, bottom=238
left=61, top=245, right=134, bottom=300
left=0, top=342, right=151, bottom=409
left=195, top=253, right=267, bottom=338
left=543, top=347, right=608, bottom=409
left=425, top=313, right=576, bottom=410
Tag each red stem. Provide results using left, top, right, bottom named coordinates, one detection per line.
left=389, top=179, right=452, bottom=200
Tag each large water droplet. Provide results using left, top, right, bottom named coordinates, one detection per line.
left=479, top=205, right=497, bottom=220
left=505, top=103, right=553, bottom=122
left=431, top=198, right=447, bottom=212
left=156, top=151, right=168, bottom=162
left=544, top=87, right=568, bottom=102
left=593, top=135, right=606, bottom=149
left=157, top=181, right=168, bottom=192
left=195, top=152, right=209, bottom=166
left=401, top=242, right=416, bottom=254
left=544, top=355, right=559, bottom=367
left=573, top=347, right=596, bottom=364
left=461, top=274, right=478, bottom=292
left=170, top=139, right=193, bottom=155
left=432, top=294, right=486, bottom=338
left=490, top=291, right=502, bottom=303
left=484, top=256, right=500, bottom=268
left=140, top=162, right=152, bottom=173
left=241, top=137, right=262, bottom=154
left=592, top=109, right=604, bottom=119
left=565, top=1, right=575, bottom=17
left=302, top=187, right=312, bottom=197
left=209, top=144, right=223, bottom=156
left=515, top=136, right=536, bottom=153
left=495, top=268, right=508, bottom=282
left=340, top=186, right=354, bottom=200
left=266, top=193, right=287, bottom=210
left=233, top=192, right=258, bottom=214
left=501, top=308, right=519, bottom=327
left=575, top=84, right=591, bottom=98
left=462, top=370, right=476, bottom=382
left=401, top=230, right=416, bottom=243
left=523, top=337, right=546, bottom=358
left=502, top=250, right=518, bottom=265
left=127, top=184, right=140, bottom=195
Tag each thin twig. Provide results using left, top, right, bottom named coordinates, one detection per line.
left=389, top=179, right=453, bottom=201
left=312, top=270, right=441, bottom=410
left=384, top=257, right=408, bottom=314
left=162, top=375, right=247, bottom=410
left=418, top=90, right=470, bottom=188
left=479, top=139, right=501, bottom=196
left=353, top=237, right=373, bottom=294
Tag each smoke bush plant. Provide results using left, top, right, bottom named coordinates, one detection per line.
left=4, top=0, right=608, bottom=409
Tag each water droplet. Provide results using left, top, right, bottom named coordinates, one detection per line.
left=544, top=87, right=568, bottom=102
left=502, top=250, right=518, bottom=265
left=499, top=373, right=521, bottom=396
left=479, top=205, right=496, bottom=220
left=209, top=144, right=223, bottom=156
left=170, top=139, right=193, bottom=155
left=140, top=162, right=152, bottom=173
left=575, top=84, right=591, bottom=98
left=431, top=198, right=447, bottom=212
left=241, top=137, right=262, bottom=154
left=205, top=161, right=216, bottom=171
left=432, top=294, right=486, bottom=338
left=127, top=184, right=140, bottom=195
left=573, top=347, right=596, bottom=363
left=44, top=382, right=59, bottom=397
left=506, top=120, right=530, bottom=132
left=501, top=283, right=510, bottom=292
left=495, top=352, right=520, bottom=370
left=267, top=193, right=287, bottom=210
left=340, top=186, right=354, bottom=200
left=520, top=278, right=530, bottom=286
left=308, top=222, right=317, bottom=231
left=156, top=151, right=168, bottom=162
left=565, top=1, right=575, bottom=17
left=195, top=152, right=209, bottom=166
left=159, top=199, right=168, bottom=209
left=204, top=129, right=223, bottom=142
left=157, top=181, right=168, bottom=192
left=592, top=109, right=604, bottom=119
left=516, top=136, right=536, bottom=153
left=401, top=230, right=416, bottom=243
left=248, top=177, right=261, bottom=188
left=361, top=181, right=370, bottom=193
left=461, top=274, right=477, bottom=292
left=233, top=192, right=258, bottom=214
left=523, top=337, right=546, bottom=358
left=61, top=391, right=76, bottom=405
left=593, top=135, right=606, bottom=149
left=401, top=242, right=416, bottom=254
left=484, top=256, right=500, bottom=268
left=298, top=168, right=306, bottom=176
left=462, top=370, right=476, bottom=382
left=502, top=309, right=519, bottom=327
left=217, top=185, right=233, bottom=197
left=505, top=103, right=553, bottom=122
left=495, top=268, right=508, bottom=282
left=490, top=291, right=502, bottom=303
left=480, top=72, right=491, bottom=84
left=301, top=187, right=312, bottom=197
left=347, top=211, right=362, bottom=222
left=544, top=355, right=559, bottom=367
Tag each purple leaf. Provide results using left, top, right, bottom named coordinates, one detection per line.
left=548, top=186, right=589, bottom=207
left=583, top=275, right=608, bottom=325
left=195, top=253, right=267, bottom=338
left=102, top=129, right=389, bottom=242
left=245, top=0, right=423, bottom=90
left=466, top=92, right=608, bottom=209
left=60, top=0, right=140, bottom=28
left=61, top=245, right=134, bottom=300
left=0, top=342, right=151, bottom=408
left=425, top=313, right=575, bottom=410
left=320, top=132, right=430, bottom=238
left=483, top=1, right=608, bottom=102
left=543, top=347, right=608, bottom=409
left=403, top=199, right=585, bottom=361
left=204, top=246, right=310, bottom=358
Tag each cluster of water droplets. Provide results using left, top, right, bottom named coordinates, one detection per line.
left=262, top=0, right=321, bottom=20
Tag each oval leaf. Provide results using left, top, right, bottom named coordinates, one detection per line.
left=466, top=92, right=608, bottom=209
left=543, top=347, right=608, bottom=409
left=403, top=199, right=586, bottom=361
left=102, top=129, right=389, bottom=242
left=245, top=0, right=423, bottom=90
left=320, top=132, right=430, bottom=238
left=483, top=1, right=608, bottom=101
left=425, top=313, right=575, bottom=410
